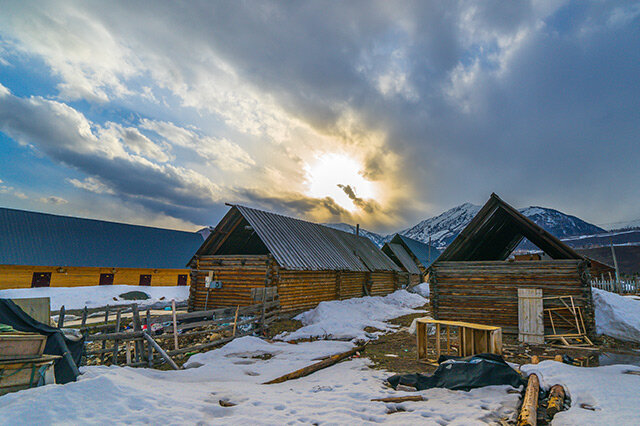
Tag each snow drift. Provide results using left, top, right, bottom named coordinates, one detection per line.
left=593, top=288, right=640, bottom=343
left=277, top=289, right=427, bottom=342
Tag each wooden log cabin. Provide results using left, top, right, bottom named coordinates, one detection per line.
left=188, top=205, right=402, bottom=313
left=428, top=193, right=597, bottom=338
left=0, top=207, right=204, bottom=289
left=382, top=234, right=440, bottom=285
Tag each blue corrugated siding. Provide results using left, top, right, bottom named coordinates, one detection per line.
left=0, top=207, right=204, bottom=269
left=397, top=234, right=441, bottom=268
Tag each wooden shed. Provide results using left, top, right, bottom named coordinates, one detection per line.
left=383, top=234, right=440, bottom=284
left=188, top=205, right=401, bottom=313
left=429, top=194, right=597, bottom=337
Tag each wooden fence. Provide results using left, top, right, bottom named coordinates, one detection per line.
left=55, top=288, right=279, bottom=369
left=591, top=278, right=639, bottom=295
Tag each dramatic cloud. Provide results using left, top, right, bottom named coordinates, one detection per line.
left=0, top=1, right=638, bottom=231
left=39, top=196, right=68, bottom=205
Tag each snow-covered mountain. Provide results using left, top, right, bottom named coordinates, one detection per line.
left=326, top=203, right=606, bottom=251
left=399, top=203, right=482, bottom=249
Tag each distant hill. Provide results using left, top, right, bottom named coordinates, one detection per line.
left=326, top=203, right=607, bottom=251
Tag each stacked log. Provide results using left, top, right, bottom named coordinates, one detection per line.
left=369, top=272, right=396, bottom=296
left=189, top=255, right=270, bottom=311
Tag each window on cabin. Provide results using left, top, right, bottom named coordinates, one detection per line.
left=139, top=274, right=152, bottom=286
left=31, top=272, right=51, bottom=288
left=99, top=273, right=114, bottom=285
left=177, top=274, right=188, bottom=286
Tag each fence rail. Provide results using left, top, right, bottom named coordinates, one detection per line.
left=591, top=278, right=639, bottom=294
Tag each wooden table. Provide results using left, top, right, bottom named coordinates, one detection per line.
left=416, top=318, right=502, bottom=364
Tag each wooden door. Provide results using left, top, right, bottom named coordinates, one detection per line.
left=177, top=274, right=188, bottom=286
left=31, top=272, right=51, bottom=288
left=139, top=274, right=152, bottom=286
left=99, top=273, right=114, bottom=285
left=518, top=288, right=544, bottom=344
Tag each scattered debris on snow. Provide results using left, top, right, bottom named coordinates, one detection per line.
left=0, top=285, right=189, bottom=310
left=593, top=288, right=640, bottom=343
left=277, top=289, right=427, bottom=342
left=0, top=335, right=520, bottom=424
left=522, top=360, right=640, bottom=425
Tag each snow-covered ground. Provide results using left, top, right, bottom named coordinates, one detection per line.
left=411, top=282, right=429, bottom=298
left=522, top=361, right=640, bottom=425
left=0, top=285, right=189, bottom=310
left=593, top=288, right=640, bottom=343
left=277, top=290, right=426, bottom=342
left=0, top=335, right=520, bottom=425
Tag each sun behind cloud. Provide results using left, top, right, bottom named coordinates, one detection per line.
left=304, top=153, right=376, bottom=212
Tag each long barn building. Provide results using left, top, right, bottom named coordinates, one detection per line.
left=188, top=205, right=401, bottom=312
left=0, top=207, right=204, bottom=289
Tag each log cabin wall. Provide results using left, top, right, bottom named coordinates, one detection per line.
left=429, top=260, right=595, bottom=337
left=188, top=255, right=271, bottom=311
left=337, top=272, right=367, bottom=300
left=277, top=270, right=337, bottom=312
left=369, top=271, right=397, bottom=296
left=0, top=264, right=190, bottom=289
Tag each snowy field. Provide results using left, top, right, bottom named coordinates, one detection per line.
left=0, top=285, right=189, bottom=310
left=1, top=286, right=640, bottom=424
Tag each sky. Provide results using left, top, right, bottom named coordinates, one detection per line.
left=0, top=1, right=638, bottom=233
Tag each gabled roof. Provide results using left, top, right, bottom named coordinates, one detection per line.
left=393, top=234, right=441, bottom=268
left=383, top=243, right=421, bottom=274
left=0, top=207, right=204, bottom=269
left=194, top=205, right=400, bottom=272
left=436, top=193, right=584, bottom=262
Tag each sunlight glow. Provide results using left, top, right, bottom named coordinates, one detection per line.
left=304, top=153, right=375, bottom=212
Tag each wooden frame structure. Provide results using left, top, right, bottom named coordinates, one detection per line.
left=429, top=194, right=597, bottom=338
left=416, top=318, right=502, bottom=364
left=543, top=295, right=593, bottom=347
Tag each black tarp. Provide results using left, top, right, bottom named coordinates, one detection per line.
left=387, top=353, right=525, bottom=391
left=0, top=299, right=83, bottom=384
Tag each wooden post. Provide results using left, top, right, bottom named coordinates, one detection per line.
left=100, top=305, right=110, bottom=364
left=131, top=304, right=142, bottom=363
left=172, top=299, right=179, bottom=351
left=260, top=289, right=267, bottom=332
left=80, top=306, right=88, bottom=328
left=125, top=341, right=132, bottom=364
left=57, top=305, right=65, bottom=328
left=146, top=309, right=153, bottom=367
left=112, top=309, right=121, bottom=364
left=232, top=305, right=240, bottom=336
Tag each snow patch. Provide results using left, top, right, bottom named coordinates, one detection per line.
left=593, top=288, right=640, bottom=343
left=0, top=285, right=189, bottom=310
left=412, top=282, right=429, bottom=298
left=522, top=361, right=640, bottom=425
left=278, top=289, right=427, bottom=342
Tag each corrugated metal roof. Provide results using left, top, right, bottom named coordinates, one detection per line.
left=0, top=207, right=204, bottom=269
left=387, top=243, right=421, bottom=274
left=218, top=205, right=400, bottom=272
left=395, top=234, right=441, bottom=268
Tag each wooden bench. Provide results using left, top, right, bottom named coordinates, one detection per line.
left=416, top=318, right=502, bottom=364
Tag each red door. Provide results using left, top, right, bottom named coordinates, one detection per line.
left=31, top=272, right=51, bottom=288
left=139, top=274, right=152, bottom=286
left=99, top=273, right=114, bottom=285
left=177, top=274, right=188, bottom=286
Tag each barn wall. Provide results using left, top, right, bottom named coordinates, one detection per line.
left=0, top=265, right=189, bottom=289
left=278, top=270, right=338, bottom=312
left=336, top=271, right=366, bottom=300
left=369, top=271, right=397, bottom=296
left=188, top=255, right=270, bottom=311
left=430, top=260, right=595, bottom=336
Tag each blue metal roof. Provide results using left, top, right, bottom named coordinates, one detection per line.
left=0, top=207, right=204, bottom=269
left=396, top=234, right=441, bottom=268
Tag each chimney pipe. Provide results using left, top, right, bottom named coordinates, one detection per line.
left=356, top=224, right=360, bottom=237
